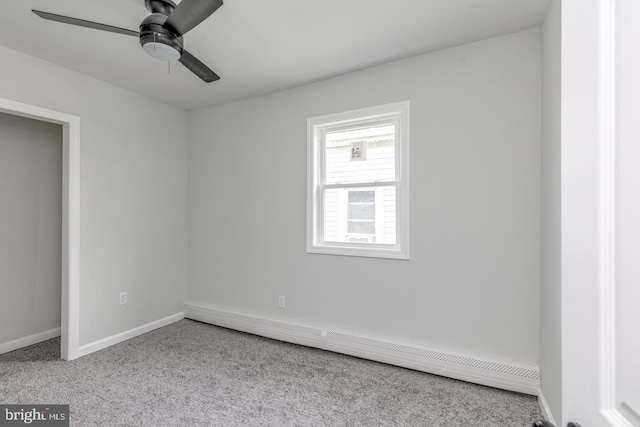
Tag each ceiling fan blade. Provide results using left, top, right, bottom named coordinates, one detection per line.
left=32, top=10, right=139, bottom=37
left=164, top=0, right=222, bottom=36
left=179, top=50, right=220, bottom=83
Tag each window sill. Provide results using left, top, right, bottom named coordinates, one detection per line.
left=307, top=243, right=409, bottom=260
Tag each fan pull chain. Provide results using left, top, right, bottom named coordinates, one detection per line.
left=151, top=31, right=171, bottom=76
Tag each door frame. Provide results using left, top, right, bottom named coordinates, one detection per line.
left=0, top=97, right=80, bottom=360
left=562, top=0, right=639, bottom=425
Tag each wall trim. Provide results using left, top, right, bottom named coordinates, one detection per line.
left=77, top=312, right=184, bottom=358
left=598, top=1, right=622, bottom=426
left=184, top=303, right=540, bottom=395
left=538, top=389, right=557, bottom=426
left=0, top=328, right=62, bottom=356
left=0, top=97, right=80, bottom=361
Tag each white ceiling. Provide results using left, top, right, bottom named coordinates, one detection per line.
left=0, top=0, right=550, bottom=110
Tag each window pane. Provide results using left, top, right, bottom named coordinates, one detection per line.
left=325, top=124, right=395, bottom=185
left=323, top=186, right=396, bottom=245
left=323, top=188, right=340, bottom=242
left=348, top=191, right=375, bottom=203
left=348, top=221, right=375, bottom=234
left=348, top=204, right=375, bottom=220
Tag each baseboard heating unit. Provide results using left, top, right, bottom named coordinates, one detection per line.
left=184, top=303, right=540, bottom=395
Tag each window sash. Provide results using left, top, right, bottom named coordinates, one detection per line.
left=319, top=181, right=397, bottom=191
left=320, top=118, right=399, bottom=187
left=317, top=183, right=399, bottom=246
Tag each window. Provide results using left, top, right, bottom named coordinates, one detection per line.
left=347, top=190, right=376, bottom=239
left=307, top=101, right=410, bottom=259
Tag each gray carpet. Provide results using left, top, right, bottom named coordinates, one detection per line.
left=0, top=319, right=542, bottom=426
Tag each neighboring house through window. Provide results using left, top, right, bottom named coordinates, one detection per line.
left=347, top=190, right=376, bottom=242
left=307, top=101, right=410, bottom=259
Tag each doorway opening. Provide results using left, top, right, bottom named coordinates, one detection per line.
left=0, top=97, right=80, bottom=360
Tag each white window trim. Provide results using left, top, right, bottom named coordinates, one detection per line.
left=307, top=101, right=410, bottom=260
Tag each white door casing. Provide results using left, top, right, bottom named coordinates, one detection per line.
left=562, top=0, right=640, bottom=426
left=0, top=97, right=80, bottom=361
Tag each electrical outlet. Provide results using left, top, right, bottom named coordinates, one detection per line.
left=278, top=295, right=285, bottom=309
left=119, top=292, right=128, bottom=305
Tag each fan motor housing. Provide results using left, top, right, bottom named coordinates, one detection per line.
left=139, top=13, right=184, bottom=60
left=145, top=0, right=177, bottom=15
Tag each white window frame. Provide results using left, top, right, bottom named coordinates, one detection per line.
left=307, top=101, right=410, bottom=259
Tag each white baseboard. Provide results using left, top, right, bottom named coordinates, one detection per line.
left=77, top=312, right=184, bottom=358
left=0, top=328, right=61, bottom=355
left=184, top=303, right=540, bottom=395
left=538, top=389, right=557, bottom=425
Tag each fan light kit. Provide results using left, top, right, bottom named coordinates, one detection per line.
left=32, top=0, right=222, bottom=82
left=143, top=42, right=181, bottom=62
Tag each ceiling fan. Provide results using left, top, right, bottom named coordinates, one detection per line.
left=32, top=0, right=222, bottom=82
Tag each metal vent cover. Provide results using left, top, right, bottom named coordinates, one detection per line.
left=327, top=331, right=540, bottom=380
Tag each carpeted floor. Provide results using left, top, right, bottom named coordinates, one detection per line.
left=0, top=319, right=542, bottom=426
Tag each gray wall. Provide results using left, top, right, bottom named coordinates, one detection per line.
left=540, top=0, right=562, bottom=422
left=188, top=29, right=542, bottom=365
left=0, top=113, right=62, bottom=345
left=0, top=44, right=189, bottom=347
